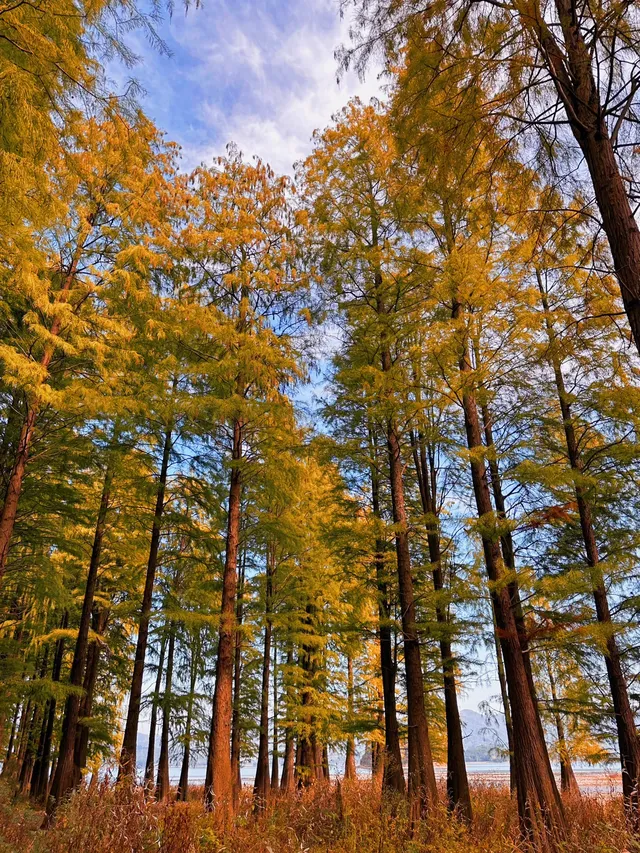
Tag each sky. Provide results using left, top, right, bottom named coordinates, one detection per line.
left=119, top=0, right=501, bottom=715
left=112, top=0, right=382, bottom=176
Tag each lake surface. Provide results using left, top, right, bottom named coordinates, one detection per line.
left=165, top=760, right=622, bottom=794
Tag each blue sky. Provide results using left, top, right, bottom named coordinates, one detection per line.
left=112, top=0, right=382, bottom=175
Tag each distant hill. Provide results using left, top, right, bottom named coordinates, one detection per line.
left=460, top=709, right=509, bottom=762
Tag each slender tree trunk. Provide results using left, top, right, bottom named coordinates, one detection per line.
left=494, top=618, right=516, bottom=794
left=144, top=628, right=168, bottom=792
left=156, top=623, right=175, bottom=802
left=386, top=418, right=437, bottom=811
left=19, top=650, right=48, bottom=795
left=177, top=638, right=199, bottom=802
left=14, top=700, right=32, bottom=781
left=545, top=656, right=579, bottom=796
left=280, top=645, right=295, bottom=793
left=527, top=0, right=640, bottom=355
left=31, top=613, right=67, bottom=802
left=205, top=417, right=243, bottom=815
left=73, top=608, right=110, bottom=786
left=322, top=744, right=330, bottom=781
left=369, top=429, right=405, bottom=795
left=298, top=608, right=321, bottom=787
left=477, top=396, right=543, bottom=738
left=344, top=654, right=357, bottom=780
left=4, top=702, right=19, bottom=766
left=30, top=667, right=52, bottom=800
left=270, top=636, right=279, bottom=791
left=18, top=704, right=41, bottom=795
left=119, top=422, right=173, bottom=778
left=253, top=546, right=274, bottom=811
left=230, top=547, right=246, bottom=800
left=538, top=278, right=640, bottom=819
left=410, top=428, right=472, bottom=821
left=47, top=465, right=113, bottom=814
left=453, top=299, right=565, bottom=848
left=373, top=256, right=436, bottom=812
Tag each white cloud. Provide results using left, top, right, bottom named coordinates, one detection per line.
left=164, top=0, right=384, bottom=175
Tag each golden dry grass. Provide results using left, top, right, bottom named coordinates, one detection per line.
left=0, top=777, right=634, bottom=853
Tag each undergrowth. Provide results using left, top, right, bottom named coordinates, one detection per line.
left=0, top=778, right=633, bottom=853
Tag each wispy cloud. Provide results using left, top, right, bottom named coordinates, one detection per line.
left=115, top=0, right=382, bottom=175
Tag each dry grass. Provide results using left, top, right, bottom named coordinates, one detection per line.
left=0, top=777, right=634, bottom=853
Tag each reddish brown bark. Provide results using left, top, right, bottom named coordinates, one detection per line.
left=253, top=546, right=275, bottom=810
left=410, top=429, right=472, bottom=822
left=31, top=612, right=67, bottom=803
left=538, top=280, right=640, bottom=819
left=156, top=623, right=176, bottom=802
left=344, top=655, right=357, bottom=781
left=270, top=637, right=279, bottom=790
left=368, top=428, right=406, bottom=795
left=73, top=607, right=110, bottom=787
left=454, top=299, right=565, bottom=848
left=525, top=0, right=640, bottom=355
left=119, top=423, right=173, bottom=778
left=279, top=645, right=296, bottom=793
left=373, top=258, right=436, bottom=812
left=176, top=636, right=199, bottom=802
left=230, top=551, right=246, bottom=800
left=205, top=417, right=243, bottom=816
left=47, top=465, right=113, bottom=815
left=144, top=628, right=168, bottom=792
left=386, top=419, right=438, bottom=812
left=494, top=618, right=516, bottom=794
left=546, top=656, right=580, bottom=797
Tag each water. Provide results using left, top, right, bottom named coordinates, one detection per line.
left=164, top=760, right=621, bottom=794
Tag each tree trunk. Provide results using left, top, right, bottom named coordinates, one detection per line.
left=322, top=743, right=330, bottom=781
left=4, top=702, right=19, bottom=767
left=31, top=612, right=67, bottom=803
left=144, top=628, right=168, bottom=792
left=156, top=623, right=175, bottom=802
left=369, top=429, right=405, bottom=795
left=538, top=278, right=640, bottom=819
left=494, top=618, right=516, bottom=794
left=253, top=545, right=274, bottom=811
left=31, top=682, right=53, bottom=800
left=373, top=256, right=436, bottom=812
left=18, top=704, right=41, bottom=795
left=205, top=417, right=243, bottom=816
left=386, top=418, right=437, bottom=811
left=344, top=654, right=357, bottom=780
left=280, top=645, right=296, bottom=793
left=19, top=649, right=48, bottom=795
left=47, top=465, right=113, bottom=814
left=297, top=608, right=321, bottom=787
left=410, top=428, right=472, bottom=821
left=270, top=637, right=279, bottom=790
left=527, top=0, right=640, bottom=356
left=73, top=608, right=110, bottom=787
left=119, top=422, right=173, bottom=779
left=230, top=547, right=246, bottom=801
left=177, top=637, right=199, bottom=802
left=546, top=655, right=579, bottom=797
left=453, top=299, right=565, bottom=848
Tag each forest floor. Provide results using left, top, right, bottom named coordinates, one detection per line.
left=0, top=777, right=634, bottom=853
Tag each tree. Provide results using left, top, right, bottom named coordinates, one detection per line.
left=342, top=0, right=640, bottom=355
